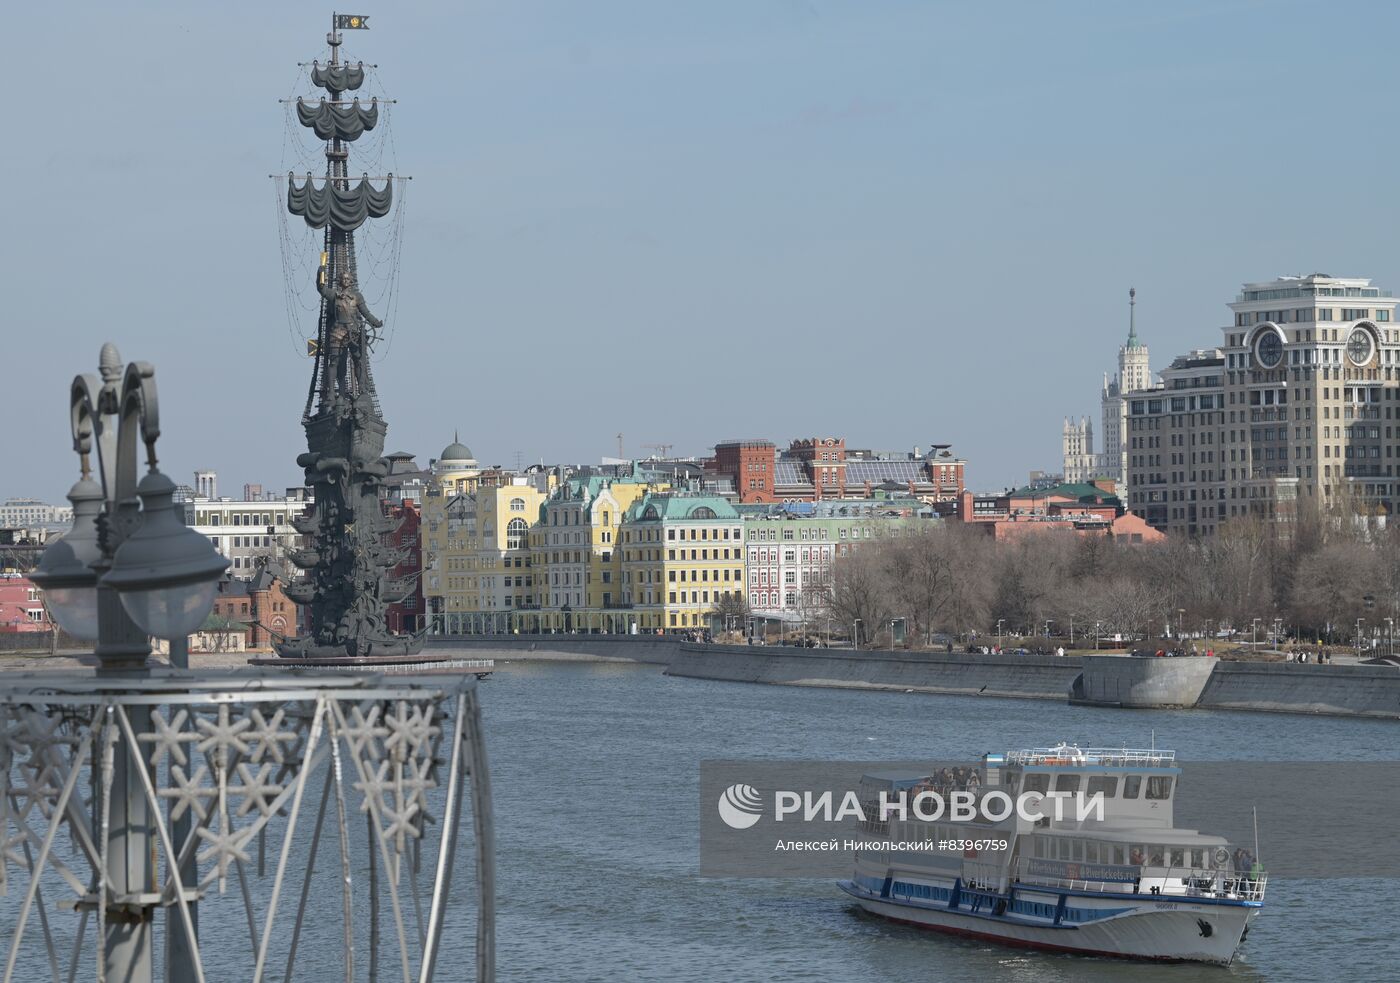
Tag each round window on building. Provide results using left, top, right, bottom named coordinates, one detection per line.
left=1347, top=326, right=1375, bottom=366
left=1254, top=329, right=1283, bottom=368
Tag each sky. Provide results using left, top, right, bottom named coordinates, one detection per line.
left=6, top=0, right=1400, bottom=503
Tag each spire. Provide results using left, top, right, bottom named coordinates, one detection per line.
left=1126, top=286, right=1141, bottom=349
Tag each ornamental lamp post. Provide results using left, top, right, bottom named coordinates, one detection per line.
left=101, top=469, right=229, bottom=641
left=29, top=476, right=105, bottom=639
left=26, top=345, right=228, bottom=982
left=13, top=346, right=498, bottom=983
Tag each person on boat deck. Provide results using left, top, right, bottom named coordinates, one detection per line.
left=1131, top=848, right=1145, bottom=865
left=1149, top=850, right=1164, bottom=866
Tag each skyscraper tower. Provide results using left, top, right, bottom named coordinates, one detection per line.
left=1099, top=287, right=1152, bottom=488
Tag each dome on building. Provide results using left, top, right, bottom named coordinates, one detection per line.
left=437, top=432, right=476, bottom=466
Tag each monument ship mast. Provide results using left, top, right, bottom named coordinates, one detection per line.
left=276, top=13, right=423, bottom=660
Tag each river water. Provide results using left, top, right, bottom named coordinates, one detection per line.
left=483, top=659, right=1397, bottom=983
left=3, top=658, right=1395, bottom=981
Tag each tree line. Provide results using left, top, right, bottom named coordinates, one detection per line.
left=819, top=504, right=1400, bottom=648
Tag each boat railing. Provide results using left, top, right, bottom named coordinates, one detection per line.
left=1013, top=858, right=1266, bottom=902
left=1007, top=747, right=1177, bottom=767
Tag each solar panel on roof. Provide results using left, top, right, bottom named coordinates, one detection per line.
left=774, top=462, right=809, bottom=485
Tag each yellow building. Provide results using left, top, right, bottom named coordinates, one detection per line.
left=422, top=438, right=483, bottom=633
left=522, top=475, right=668, bottom=634
left=620, top=493, right=746, bottom=632
left=466, top=476, right=551, bottom=632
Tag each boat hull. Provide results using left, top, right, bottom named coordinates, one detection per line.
left=839, top=881, right=1257, bottom=965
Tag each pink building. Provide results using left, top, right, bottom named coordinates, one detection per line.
left=0, top=574, right=52, bottom=632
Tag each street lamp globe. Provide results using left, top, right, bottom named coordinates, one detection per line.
left=29, top=476, right=105, bottom=640
left=100, top=469, right=229, bottom=640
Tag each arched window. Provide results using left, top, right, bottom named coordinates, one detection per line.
left=690, top=506, right=716, bottom=519
left=510, top=498, right=526, bottom=512
left=507, top=518, right=528, bottom=550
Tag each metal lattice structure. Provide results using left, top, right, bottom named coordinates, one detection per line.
left=0, top=670, right=494, bottom=982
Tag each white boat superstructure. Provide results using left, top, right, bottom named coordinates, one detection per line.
left=840, top=745, right=1265, bottom=965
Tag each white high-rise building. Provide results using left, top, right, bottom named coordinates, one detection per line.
left=1100, top=288, right=1153, bottom=489
left=1062, top=288, right=1152, bottom=489
left=1062, top=417, right=1096, bottom=483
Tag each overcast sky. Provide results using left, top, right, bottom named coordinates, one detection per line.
left=6, top=0, right=1399, bottom=503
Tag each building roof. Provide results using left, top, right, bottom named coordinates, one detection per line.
left=626, top=493, right=740, bottom=522
left=774, top=461, right=809, bottom=486
left=439, top=440, right=475, bottom=463
left=1005, top=481, right=1120, bottom=505
left=715, top=439, right=776, bottom=449
left=846, top=460, right=930, bottom=484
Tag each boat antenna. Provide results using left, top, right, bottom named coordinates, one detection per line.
left=1252, top=804, right=1261, bottom=866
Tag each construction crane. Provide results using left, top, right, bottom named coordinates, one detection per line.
left=641, top=442, right=673, bottom=459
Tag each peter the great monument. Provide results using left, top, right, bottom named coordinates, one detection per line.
left=271, top=14, right=426, bottom=663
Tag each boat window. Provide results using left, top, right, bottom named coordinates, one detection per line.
left=1190, top=848, right=1205, bottom=868
left=1130, top=845, right=1147, bottom=865
left=1071, top=839, right=1084, bottom=861
left=1122, top=775, right=1142, bottom=799
left=1170, top=848, right=1185, bottom=867
left=1146, top=776, right=1173, bottom=800
left=1149, top=847, right=1165, bottom=866
left=1057, top=838, right=1069, bottom=860
left=1086, top=841, right=1100, bottom=863
left=1086, top=775, right=1117, bottom=797
left=1023, top=773, right=1049, bottom=794
left=1110, top=844, right=1126, bottom=865
left=1053, top=773, right=1081, bottom=793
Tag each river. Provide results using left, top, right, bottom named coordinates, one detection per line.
left=3, top=657, right=1394, bottom=981
left=481, top=658, right=1397, bottom=982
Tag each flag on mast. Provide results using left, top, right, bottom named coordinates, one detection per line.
left=335, top=14, right=370, bottom=29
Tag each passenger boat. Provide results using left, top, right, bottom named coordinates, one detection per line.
left=839, top=746, right=1265, bottom=965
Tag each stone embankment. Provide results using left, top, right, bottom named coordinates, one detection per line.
left=664, top=644, right=1082, bottom=700
left=10, top=634, right=1395, bottom=718
left=425, top=634, right=677, bottom=664
left=199, top=635, right=1400, bottom=720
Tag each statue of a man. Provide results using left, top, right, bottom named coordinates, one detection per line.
left=317, top=268, right=383, bottom=391
left=318, top=268, right=383, bottom=346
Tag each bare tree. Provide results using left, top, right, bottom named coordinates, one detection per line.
left=710, top=592, right=751, bottom=634
left=824, top=547, right=891, bottom=646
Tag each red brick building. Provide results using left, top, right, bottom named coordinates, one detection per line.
left=211, top=564, right=296, bottom=650
left=710, top=437, right=966, bottom=506
left=785, top=438, right=848, bottom=498
left=0, top=574, right=50, bottom=632
left=711, top=440, right=778, bottom=503
left=385, top=498, right=424, bottom=634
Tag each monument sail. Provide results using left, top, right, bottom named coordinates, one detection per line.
left=273, top=15, right=422, bottom=661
